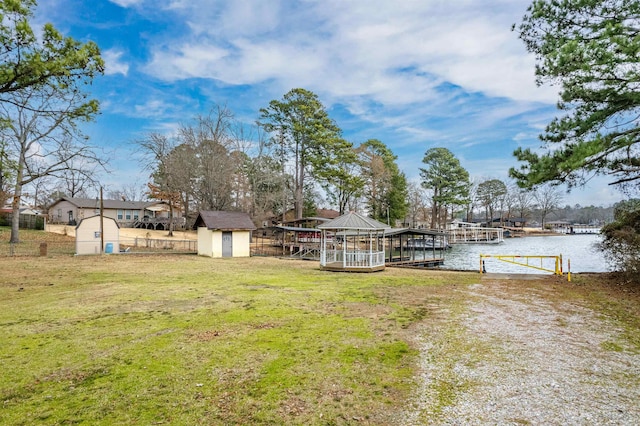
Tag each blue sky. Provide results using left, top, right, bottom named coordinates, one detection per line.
left=35, top=0, right=621, bottom=207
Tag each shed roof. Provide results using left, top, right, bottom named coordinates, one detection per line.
left=193, top=211, right=256, bottom=231
left=75, top=214, right=120, bottom=229
left=317, top=211, right=390, bottom=231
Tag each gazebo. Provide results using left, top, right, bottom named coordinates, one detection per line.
left=317, top=211, right=390, bottom=272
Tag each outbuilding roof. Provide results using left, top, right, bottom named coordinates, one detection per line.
left=75, top=214, right=120, bottom=229
left=193, top=211, right=256, bottom=231
left=317, top=211, right=390, bottom=231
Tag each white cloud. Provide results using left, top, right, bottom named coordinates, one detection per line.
left=140, top=0, right=558, bottom=107
left=109, top=0, right=144, bottom=7
left=133, top=99, right=172, bottom=118
left=103, top=49, right=129, bottom=76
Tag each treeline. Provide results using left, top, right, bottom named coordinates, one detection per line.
left=131, top=88, right=613, bottom=230
left=135, top=89, right=409, bottom=228
left=11, top=84, right=617, bottom=232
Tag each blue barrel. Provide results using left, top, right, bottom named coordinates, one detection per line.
left=105, top=243, right=113, bottom=254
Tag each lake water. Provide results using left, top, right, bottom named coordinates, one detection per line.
left=438, top=234, right=608, bottom=273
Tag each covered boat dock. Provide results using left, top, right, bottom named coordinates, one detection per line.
left=384, top=228, right=448, bottom=268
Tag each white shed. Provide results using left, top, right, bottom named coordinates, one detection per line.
left=193, top=211, right=256, bottom=258
left=75, top=215, right=120, bottom=255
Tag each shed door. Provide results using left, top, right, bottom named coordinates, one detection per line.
left=222, top=231, right=233, bottom=257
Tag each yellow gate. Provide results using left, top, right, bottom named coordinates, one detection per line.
left=480, top=254, right=563, bottom=275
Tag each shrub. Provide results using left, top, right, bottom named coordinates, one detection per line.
left=598, top=200, right=640, bottom=277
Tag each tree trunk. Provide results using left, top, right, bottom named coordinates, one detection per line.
left=168, top=202, right=174, bottom=237
left=9, top=153, right=25, bottom=243
left=10, top=190, right=21, bottom=243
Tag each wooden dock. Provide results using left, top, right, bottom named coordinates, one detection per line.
left=386, top=258, right=444, bottom=269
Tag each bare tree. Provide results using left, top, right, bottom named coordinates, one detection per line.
left=534, top=184, right=563, bottom=229
left=512, top=185, right=535, bottom=223
left=405, top=182, right=429, bottom=227
left=107, top=182, right=148, bottom=202
left=138, top=106, right=246, bottom=230
left=182, top=107, right=239, bottom=212
left=136, top=132, right=181, bottom=236
left=1, top=84, right=105, bottom=242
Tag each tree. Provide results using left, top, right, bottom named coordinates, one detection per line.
left=318, top=141, right=363, bottom=214
left=0, top=142, right=14, bottom=207
left=534, top=184, right=563, bottom=228
left=138, top=107, right=244, bottom=230
left=510, top=0, right=640, bottom=192
left=2, top=83, right=103, bottom=242
left=0, top=0, right=103, bottom=243
left=513, top=186, right=535, bottom=222
left=477, top=179, right=508, bottom=226
left=405, top=182, right=429, bottom=228
left=420, top=148, right=470, bottom=229
left=463, top=180, right=480, bottom=222
left=187, top=109, right=244, bottom=213
left=246, top=152, right=286, bottom=223
left=0, top=1, right=103, bottom=97
left=53, top=159, right=100, bottom=198
left=147, top=181, right=181, bottom=237
left=358, top=139, right=408, bottom=224
left=258, top=88, right=343, bottom=220
left=137, top=132, right=179, bottom=236
left=598, top=199, right=640, bottom=275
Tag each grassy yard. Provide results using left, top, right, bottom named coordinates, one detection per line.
left=0, top=227, right=75, bottom=256
left=0, top=253, right=480, bottom=425
left=1, top=231, right=638, bottom=425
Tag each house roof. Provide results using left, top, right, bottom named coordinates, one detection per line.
left=316, top=208, right=340, bottom=219
left=317, top=211, right=390, bottom=231
left=193, top=211, right=256, bottom=231
left=48, top=196, right=162, bottom=211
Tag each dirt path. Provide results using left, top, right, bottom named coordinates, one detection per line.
left=404, top=278, right=640, bottom=425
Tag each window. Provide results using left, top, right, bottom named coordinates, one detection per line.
left=125, top=210, right=131, bottom=220
left=133, top=210, right=139, bottom=220
left=117, top=209, right=123, bottom=220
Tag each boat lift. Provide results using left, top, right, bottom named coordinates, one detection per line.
left=479, top=254, right=563, bottom=275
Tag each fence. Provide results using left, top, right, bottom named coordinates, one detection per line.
left=119, top=236, right=197, bottom=253
left=0, top=237, right=197, bottom=257
left=0, top=213, right=45, bottom=230
left=0, top=240, right=75, bottom=257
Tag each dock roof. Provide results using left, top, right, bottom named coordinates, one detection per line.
left=317, top=211, right=390, bottom=231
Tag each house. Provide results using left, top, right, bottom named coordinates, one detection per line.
left=193, top=211, right=256, bottom=258
left=490, top=217, right=527, bottom=228
left=75, top=215, right=120, bottom=255
left=47, top=196, right=182, bottom=228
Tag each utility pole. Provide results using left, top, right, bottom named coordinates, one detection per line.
left=100, top=187, right=104, bottom=254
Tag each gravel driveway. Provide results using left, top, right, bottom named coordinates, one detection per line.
left=403, top=278, right=640, bottom=425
